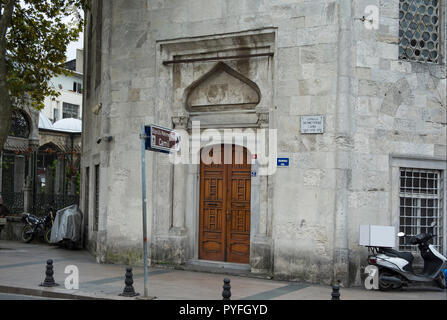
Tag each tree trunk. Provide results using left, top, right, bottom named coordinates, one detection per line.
left=0, top=0, right=17, bottom=152
left=0, top=67, right=12, bottom=152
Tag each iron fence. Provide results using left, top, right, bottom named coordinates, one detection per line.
left=0, top=192, right=24, bottom=214
left=33, top=193, right=79, bottom=216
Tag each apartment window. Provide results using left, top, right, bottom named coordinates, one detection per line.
left=62, top=102, right=79, bottom=119
left=399, top=0, right=440, bottom=63
left=399, top=168, right=444, bottom=252
left=94, top=164, right=99, bottom=231
left=73, top=82, right=82, bottom=94
left=53, top=108, right=59, bottom=122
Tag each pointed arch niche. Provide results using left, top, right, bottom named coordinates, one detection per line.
left=186, top=62, right=261, bottom=112
left=156, top=29, right=275, bottom=128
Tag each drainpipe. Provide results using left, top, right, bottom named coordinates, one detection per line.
left=333, top=0, right=354, bottom=286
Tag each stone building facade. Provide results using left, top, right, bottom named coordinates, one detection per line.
left=81, top=0, right=446, bottom=286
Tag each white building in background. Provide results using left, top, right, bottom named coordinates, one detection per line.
left=42, top=49, right=84, bottom=123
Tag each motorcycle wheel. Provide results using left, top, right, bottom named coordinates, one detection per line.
left=21, top=225, right=34, bottom=243
left=436, top=272, right=446, bottom=289
left=44, top=228, right=51, bottom=244
left=379, top=271, right=402, bottom=291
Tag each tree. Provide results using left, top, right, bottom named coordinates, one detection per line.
left=0, top=0, right=85, bottom=151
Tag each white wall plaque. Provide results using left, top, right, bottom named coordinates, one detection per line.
left=301, top=115, right=324, bottom=134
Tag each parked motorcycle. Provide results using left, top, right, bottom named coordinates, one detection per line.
left=367, top=222, right=447, bottom=291
left=21, top=208, right=55, bottom=244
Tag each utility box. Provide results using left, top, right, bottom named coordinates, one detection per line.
left=359, top=225, right=396, bottom=248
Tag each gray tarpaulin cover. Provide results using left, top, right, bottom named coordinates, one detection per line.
left=50, top=204, right=83, bottom=243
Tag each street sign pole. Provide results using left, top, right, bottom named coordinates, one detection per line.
left=139, top=124, right=178, bottom=298
left=140, top=125, right=149, bottom=298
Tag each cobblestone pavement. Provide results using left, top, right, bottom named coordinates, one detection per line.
left=0, top=240, right=445, bottom=300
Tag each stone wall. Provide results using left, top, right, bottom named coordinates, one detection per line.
left=0, top=216, right=25, bottom=241
left=81, top=0, right=446, bottom=286
left=346, top=0, right=446, bottom=285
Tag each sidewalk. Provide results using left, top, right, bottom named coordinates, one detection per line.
left=0, top=240, right=445, bottom=300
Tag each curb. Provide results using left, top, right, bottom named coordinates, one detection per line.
left=0, top=285, right=118, bottom=300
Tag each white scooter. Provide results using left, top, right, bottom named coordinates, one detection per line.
left=367, top=222, right=446, bottom=291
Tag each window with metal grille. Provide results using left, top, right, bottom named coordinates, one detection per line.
left=94, top=165, right=99, bottom=231
left=85, top=167, right=90, bottom=227
left=62, top=102, right=79, bottom=119
left=399, top=0, right=440, bottom=63
left=399, top=168, right=444, bottom=252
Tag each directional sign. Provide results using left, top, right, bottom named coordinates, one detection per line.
left=144, top=124, right=179, bottom=153
left=277, top=158, right=290, bottom=167
left=139, top=123, right=179, bottom=298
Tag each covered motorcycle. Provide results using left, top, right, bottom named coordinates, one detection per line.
left=50, top=204, right=83, bottom=249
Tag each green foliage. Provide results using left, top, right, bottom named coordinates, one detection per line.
left=51, top=158, right=58, bottom=172
left=75, top=171, right=80, bottom=195
left=0, top=156, right=14, bottom=170
left=3, top=0, right=85, bottom=110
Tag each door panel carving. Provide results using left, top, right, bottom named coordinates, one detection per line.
left=199, top=145, right=251, bottom=263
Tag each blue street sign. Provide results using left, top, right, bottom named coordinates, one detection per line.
left=277, top=158, right=290, bottom=167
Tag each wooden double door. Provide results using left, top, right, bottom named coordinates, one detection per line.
left=199, top=145, right=251, bottom=264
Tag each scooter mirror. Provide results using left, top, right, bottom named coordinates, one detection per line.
left=397, top=232, right=405, bottom=237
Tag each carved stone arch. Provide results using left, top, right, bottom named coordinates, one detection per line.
left=185, top=62, right=261, bottom=112
left=38, top=142, right=62, bottom=154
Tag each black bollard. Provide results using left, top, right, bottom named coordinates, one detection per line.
left=222, top=278, right=231, bottom=300
left=331, top=285, right=340, bottom=300
left=119, top=267, right=139, bottom=297
left=40, top=259, right=59, bottom=287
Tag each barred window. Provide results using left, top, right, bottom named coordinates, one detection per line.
left=399, top=168, right=444, bottom=252
left=85, top=167, right=90, bottom=228
left=62, top=102, right=79, bottom=119
left=399, top=0, right=440, bottom=63
left=94, top=164, right=99, bottom=232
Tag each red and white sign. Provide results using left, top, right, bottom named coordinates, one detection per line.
left=144, top=124, right=179, bottom=153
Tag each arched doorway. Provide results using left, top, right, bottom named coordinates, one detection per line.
left=199, top=144, right=251, bottom=264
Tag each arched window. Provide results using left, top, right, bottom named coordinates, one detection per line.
left=8, top=110, right=31, bottom=138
